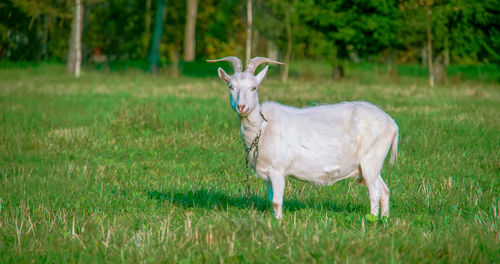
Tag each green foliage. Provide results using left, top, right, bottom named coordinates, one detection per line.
left=1, top=0, right=499, bottom=66
left=86, top=0, right=150, bottom=60
left=399, top=0, right=500, bottom=64
left=1, top=0, right=72, bottom=61
left=198, top=0, right=245, bottom=58
left=0, top=65, right=498, bottom=262
left=295, top=0, right=401, bottom=60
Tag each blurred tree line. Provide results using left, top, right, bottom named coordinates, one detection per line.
left=1, top=0, right=498, bottom=75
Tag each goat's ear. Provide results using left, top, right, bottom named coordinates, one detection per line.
left=217, top=67, right=231, bottom=84
left=255, top=65, right=269, bottom=86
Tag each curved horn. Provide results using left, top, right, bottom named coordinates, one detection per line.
left=206, top=56, right=243, bottom=72
left=245, top=57, right=285, bottom=74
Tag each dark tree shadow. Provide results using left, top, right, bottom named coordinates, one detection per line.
left=147, top=188, right=363, bottom=214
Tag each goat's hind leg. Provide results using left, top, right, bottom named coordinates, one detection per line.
left=360, top=162, right=385, bottom=216
left=361, top=132, right=394, bottom=217
left=363, top=173, right=381, bottom=216
left=378, top=175, right=390, bottom=217
left=361, top=167, right=390, bottom=217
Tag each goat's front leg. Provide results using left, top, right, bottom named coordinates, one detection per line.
left=269, top=174, right=285, bottom=219
left=266, top=181, right=273, bottom=202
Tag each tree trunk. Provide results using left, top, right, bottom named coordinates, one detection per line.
left=252, top=29, right=259, bottom=58
left=425, top=4, right=434, bottom=87
left=148, top=0, right=168, bottom=73
left=67, top=0, right=83, bottom=77
left=143, top=0, right=152, bottom=55
left=433, top=55, right=446, bottom=84
left=183, top=0, right=197, bottom=62
left=37, top=15, right=49, bottom=61
left=282, top=5, right=292, bottom=82
left=67, top=9, right=76, bottom=72
left=245, top=0, right=252, bottom=64
left=74, top=0, right=82, bottom=77
left=332, top=47, right=344, bottom=80
left=332, top=60, right=344, bottom=79
left=169, top=48, right=179, bottom=77
left=267, top=39, right=278, bottom=61
left=444, top=34, right=450, bottom=66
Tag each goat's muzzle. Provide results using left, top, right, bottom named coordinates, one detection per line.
left=237, top=105, right=249, bottom=116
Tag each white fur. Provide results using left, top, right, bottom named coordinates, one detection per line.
left=213, top=60, right=398, bottom=219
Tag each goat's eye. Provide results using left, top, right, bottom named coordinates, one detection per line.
left=251, top=87, right=257, bottom=91
left=228, top=85, right=233, bottom=90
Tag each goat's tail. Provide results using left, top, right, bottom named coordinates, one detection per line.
left=389, top=130, right=398, bottom=166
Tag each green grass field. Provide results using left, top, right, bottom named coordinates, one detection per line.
left=0, top=64, right=499, bottom=263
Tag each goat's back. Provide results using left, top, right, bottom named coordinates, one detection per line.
left=261, top=101, right=395, bottom=128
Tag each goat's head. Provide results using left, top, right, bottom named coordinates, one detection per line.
left=207, top=56, right=284, bottom=116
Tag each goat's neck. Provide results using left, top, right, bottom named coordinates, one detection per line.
left=239, top=104, right=264, bottom=148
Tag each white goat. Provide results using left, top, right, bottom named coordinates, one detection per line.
left=208, top=56, right=398, bottom=219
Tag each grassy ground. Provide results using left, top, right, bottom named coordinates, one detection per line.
left=0, top=64, right=499, bottom=263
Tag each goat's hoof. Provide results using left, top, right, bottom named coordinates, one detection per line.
left=272, top=203, right=282, bottom=219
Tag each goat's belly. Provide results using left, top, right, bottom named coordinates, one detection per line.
left=287, top=166, right=360, bottom=186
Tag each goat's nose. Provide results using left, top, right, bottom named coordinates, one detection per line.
left=237, top=104, right=245, bottom=112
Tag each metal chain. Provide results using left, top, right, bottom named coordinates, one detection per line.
left=243, top=129, right=261, bottom=199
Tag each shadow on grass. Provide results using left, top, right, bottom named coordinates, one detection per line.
left=147, top=188, right=362, bottom=213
